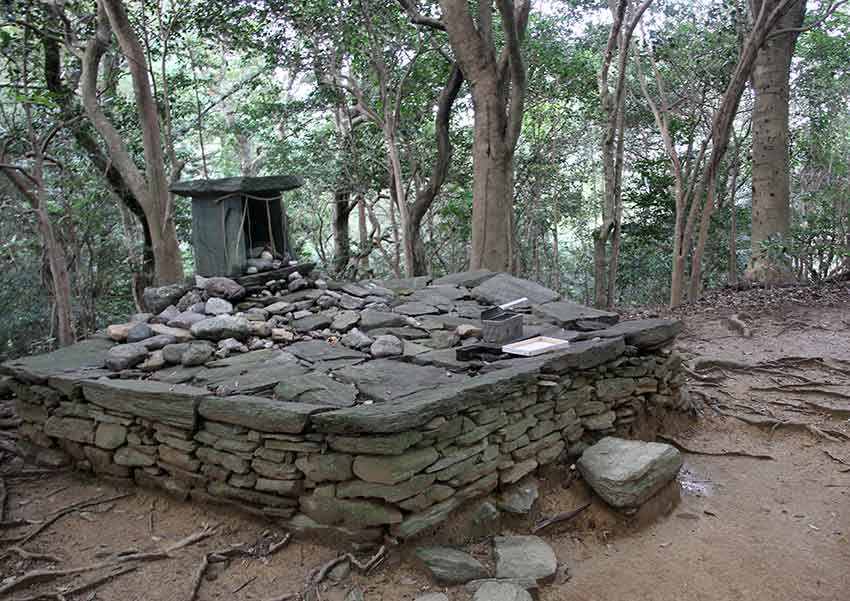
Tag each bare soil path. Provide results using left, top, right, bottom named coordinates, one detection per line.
left=1, top=284, right=848, bottom=601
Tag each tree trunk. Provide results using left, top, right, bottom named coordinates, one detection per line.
left=746, top=0, right=805, bottom=283
left=35, top=204, right=75, bottom=347
left=469, top=96, right=514, bottom=272
left=333, top=190, right=353, bottom=275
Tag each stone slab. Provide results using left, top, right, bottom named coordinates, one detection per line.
left=335, top=359, right=463, bottom=402
left=540, top=337, right=626, bottom=374
left=471, top=273, right=559, bottom=306
left=494, top=536, right=557, bottom=581
left=532, top=301, right=619, bottom=328
left=200, top=395, right=330, bottom=434
left=82, top=379, right=206, bottom=429
left=286, top=340, right=367, bottom=364
left=1, top=337, right=114, bottom=383
left=312, top=364, right=539, bottom=434
left=274, top=373, right=358, bottom=407
left=433, top=270, right=497, bottom=288
left=576, top=318, right=683, bottom=349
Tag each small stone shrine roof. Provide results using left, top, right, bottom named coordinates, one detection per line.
left=170, top=175, right=303, bottom=198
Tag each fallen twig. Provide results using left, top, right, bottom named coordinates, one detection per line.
left=657, top=435, right=774, bottom=460
left=532, top=503, right=591, bottom=533
left=823, top=449, right=850, bottom=467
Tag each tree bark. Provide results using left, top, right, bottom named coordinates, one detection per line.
left=745, top=0, right=806, bottom=283
left=439, top=0, right=530, bottom=272
left=82, top=0, right=184, bottom=286
left=333, top=190, right=355, bottom=275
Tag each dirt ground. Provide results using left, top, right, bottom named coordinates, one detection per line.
left=1, top=283, right=849, bottom=601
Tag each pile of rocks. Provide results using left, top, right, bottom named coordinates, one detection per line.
left=3, top=268, right=693, bottom=544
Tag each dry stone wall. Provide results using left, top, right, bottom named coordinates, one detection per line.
left=5, top=333, right=688, bottom=543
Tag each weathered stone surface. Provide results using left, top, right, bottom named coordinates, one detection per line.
left=299, top=496, right=402, bottom=528
left=394, top=302, right=440, bottom=316
left=532, top=301, right=618, bottom=328
left=149, top=324, right=193, bottom=342
left=541, top=337, right=626, bottom=374
left=494, top=478, right=539, bottom=514
left=313, top=365, right=537, bottom=434
left=579, top=318, right=682, bottom=349
left=472, top=581, right=533, bottom=601
left=328, top=431, right=423, bottom=455
left=2, top=337, right=113, bottom=383
left=105, top=343, right=149, bottom=371
left=143, top=283, right=189, bottom=314
left=44, top=416, right=94, bottom=444
left=197, top=446, right=249, bottom=473
left=399, top=484, right=455, bottom=512
left=331, top=310, right=360, bottom=331
left=596, top=377, right=637, bottom=401
left=292, top=313, right=332, bottom=333
left=472, top=273, right=559, bottom=306
left=433, top=269, right=496, bottom=288
left=358, top=309, right=408, bottom=331
left=414, top=546, right=489, bottom=584
left=415, top=594, right=449, bottom=601
left=200, top=395, right=328, bottom=434
left=286, top=340, right=367, bottom=364
left=341, top=328, right=373, bottom=350
left=335, top=359, right=462, bottom=403
left=294, top=453, right=353, bottom=482
left=577, top=436, right=682, bottom=508
left=204, top=276, right=246, bottom=300
left=115, top=446, right=156, bottom=467
left=336, top=473, right=435, bottom=502
left=370, top=335, right=403, bottom=358
left=352, top=446, right=438, bottom=485
left=274, top=373, right=357, bottom=408
left=205, top=297, right=233, bottom=315
left=95, top=423, right=127, bottom=449
left=367, top=326, right=429, bottom=340
left=182, top=341, right=215, bottom=366
left=255, top=477, right=303, bottom=496
left=286, top=513, right=383, bottom=544
left=126, top=323, right=154, bottom=343
left=500, top=459, right=537, bottom=485
left=107, top=322, right=136, bottom=342
left=582, top=411, right=615, bottom=430
left=140, top=335, right=177, bottom=351
left=494, top=536, right=557, bottom=581
left=191, top=316, right=250, bottom=341
left=381, top=275, right=432, bottom=290
left=208, top=481, right=297, bottom=508
left=391, top=497, right=461, bottom=539
left=83, top=379, right=205, bottom=429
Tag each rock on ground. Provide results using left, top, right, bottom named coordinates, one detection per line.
left=577, top=436, right=682, bottom=508
left=414, top=546, right=490, bottom=584
left=493, top=535, right=557, bottom=581
left=472, top=581, right=533, bottom=601
left=370, top=335, right=403, bottom=358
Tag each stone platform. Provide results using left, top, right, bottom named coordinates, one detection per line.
left=2, top=270, right=689, bottom=543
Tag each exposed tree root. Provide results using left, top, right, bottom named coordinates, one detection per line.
left=188, top=533, right=292, bottom=601
left=717, top=410, right=850, bottom=442
left=1, top=492, right=132, bottom=546
left=8, top=564, right=141, bottom=601
left=0, top=476, right=6, bottom=522
left=290, top=545, right=387, bottom=601
left=4, top=546, right=62, bottom=563
left=0, top=524, right=217, bottom=596
left=657, top=434, right=774, bottom=460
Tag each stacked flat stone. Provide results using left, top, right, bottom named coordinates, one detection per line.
left=2, top=269, right=690, bottom=544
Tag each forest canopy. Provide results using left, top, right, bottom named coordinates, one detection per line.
left=1, top=0, right=848, bottom=360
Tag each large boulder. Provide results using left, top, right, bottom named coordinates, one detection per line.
left=577, top=436, right=683, bottom=508
left=142, top=283, right=189, bottom=314
left=104, top=343, right=149, bottom=371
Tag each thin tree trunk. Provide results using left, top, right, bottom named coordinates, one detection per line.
left=333, top=190, right=353, bottom=275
